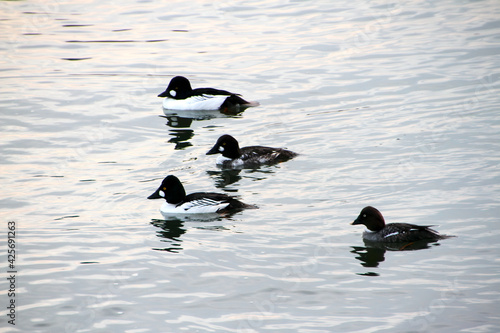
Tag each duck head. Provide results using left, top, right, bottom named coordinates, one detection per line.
left=351, top=206, right=386, bottom=232
left=148, top=175, right=186, bottom=204
left=158, top=76, right=192, bottom=99
left=206, top=134, right=241, bottom=159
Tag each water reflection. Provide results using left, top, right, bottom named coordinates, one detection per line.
left=351, top=246, right=386, bottom=268
left=160, top=109, right=242, bottom=150
left=351, top=240, right=442, bottom=276
left=160, top=115, right=195, bottom=150
left=151, top=218, right=186, bottom=253
left=206, top=169, right=243, bottom=188
left=162, top=107, right=245, bottom=121
left=150, top=212, right=235, bottom=253
left=207, top=168, right=276, bottom=188
left=168, top=128, right=194, bottom=150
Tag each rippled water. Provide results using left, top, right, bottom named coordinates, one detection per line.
left=1, top=0, right=500, bottom=332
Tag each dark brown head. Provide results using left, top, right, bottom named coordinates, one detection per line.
left=351, top=206, right=386, bottom=231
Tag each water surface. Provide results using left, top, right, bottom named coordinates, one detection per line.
left=1, top=0, right=500, bottom=332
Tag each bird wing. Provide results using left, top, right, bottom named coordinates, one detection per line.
left=179, top=193, right=232, bottom=212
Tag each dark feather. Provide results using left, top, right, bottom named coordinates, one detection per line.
left=191, top=87, right=235, bottom=97
left=184, top=192, right=257, bottom=211
left=240, top=146, right=298, bottom=162
left=378, top=223, right=445, bottom=243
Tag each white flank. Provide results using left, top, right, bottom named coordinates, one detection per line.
left=162, top=95, right=228, bottom=111
left=215, top=155, right=244, bottom=168
left=160, top=199, right=229, bottom=214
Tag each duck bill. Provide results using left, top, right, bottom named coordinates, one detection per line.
left=148, top=190, right=163, bottom=200
left=206, top=145, right=219, bottom=155
left=158, top=90, right=169, bottom=98
left=351, top=218, right=362, bottom=225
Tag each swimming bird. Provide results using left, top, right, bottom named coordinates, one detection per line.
left=206, top=134, right=298, bottom=169
left=351, top=206, right=453, bottom=243
left=158, top=76, right=259, bottom=111
left=148, top=175, right=257, bottom=214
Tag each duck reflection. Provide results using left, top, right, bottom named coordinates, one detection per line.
left=168, top=129, right=194, bottom=150
left=163, top=107, right=245, bottom=121
left=160, top=109, right=242, bottom=150
left=206, top=169, right=243, bottom=188
left=351, top=240, right=442, bottom=276
left=151, top=218, right=186, bottom=253
left=207, top=168, right=276, bottom=189
left=351, top=246, right=386, bottom=268
left=150, top=212, right=236, bottom=253
left=160, top=115, right=194, bottom=150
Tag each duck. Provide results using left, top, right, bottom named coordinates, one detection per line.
left=148, top=175, right=257, bottom=214
left=158, top=76, right=259, bottom=111
left=206, top=134, right=298, bottom=169
left=351, top=206, right=453, bottom=243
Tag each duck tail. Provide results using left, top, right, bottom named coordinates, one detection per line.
left=438, top=233, right=456, bottom=239
left=229, top=199, right=258, bottom=210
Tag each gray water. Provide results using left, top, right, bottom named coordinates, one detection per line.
left=1, top=0, right=500, bottom=332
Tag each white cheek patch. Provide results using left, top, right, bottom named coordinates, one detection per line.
left=219, top=146, right=225, bottom=152
left=169, top=90, right=176, bottom=97
left=159, top=190, right=166, bottom=198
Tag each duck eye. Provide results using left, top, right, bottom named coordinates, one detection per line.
left=162, top=187, right=167, bottom=191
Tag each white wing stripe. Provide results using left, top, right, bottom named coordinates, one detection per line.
left=190, top=94, right=217, bottom=102
left=182, top=198, right=227, bottom=209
